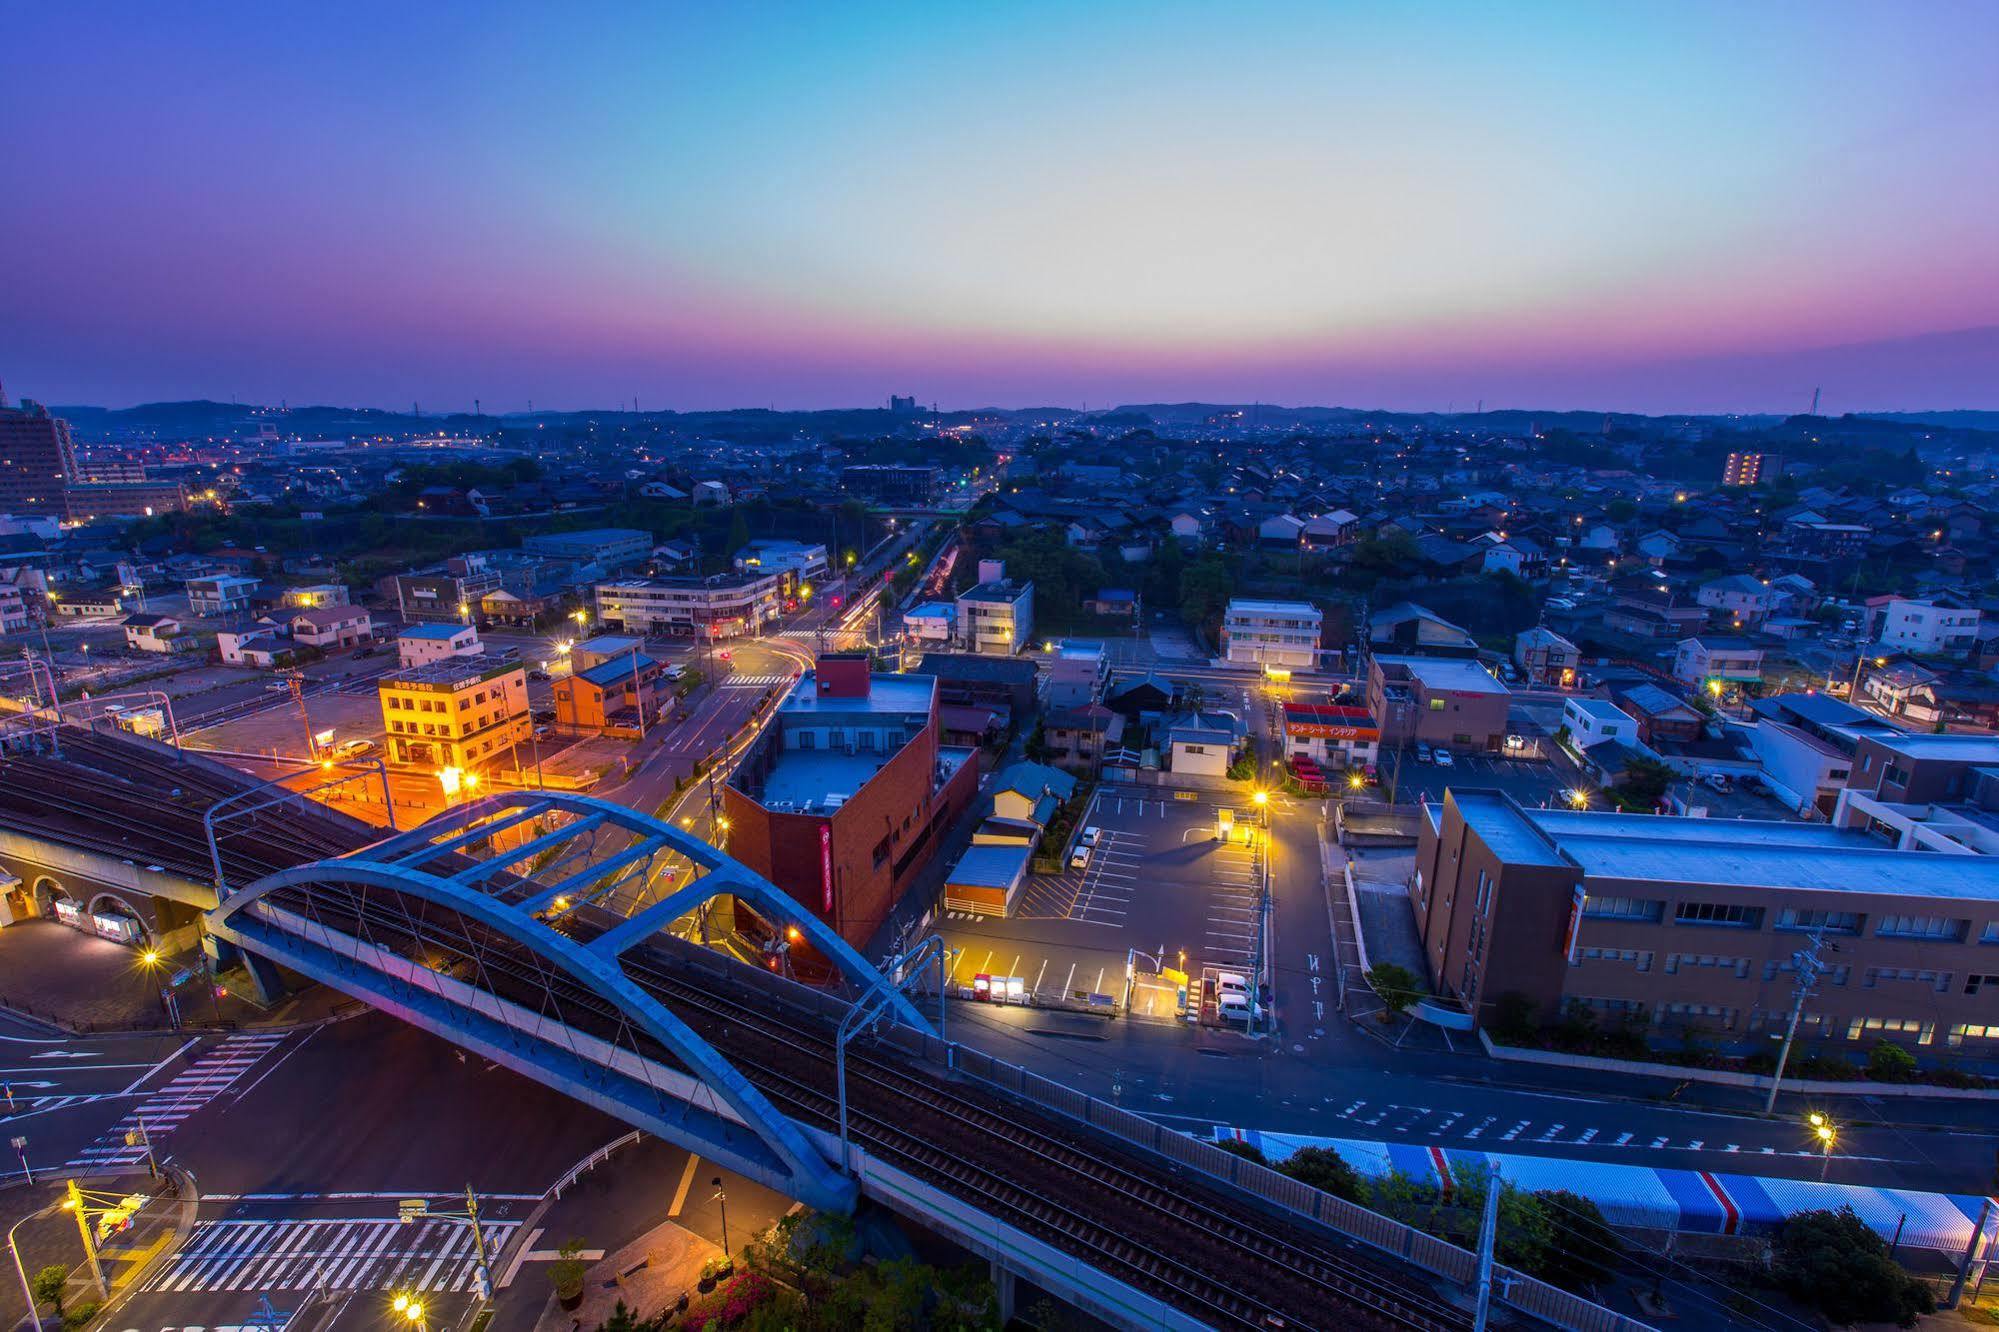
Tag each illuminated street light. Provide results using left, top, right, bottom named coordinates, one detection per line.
left=1568, top=788, right=1589, bottom=809
left=1807, top=1111, right=1837, bottom=1179
left=438, top=766, right=463, bottom=798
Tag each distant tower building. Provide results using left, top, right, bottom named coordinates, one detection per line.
left=1722, top=451, right=1764, bottom=487
left=0, top=397, right=80, bottom=515
left=888, top=394, right=917, bottom=415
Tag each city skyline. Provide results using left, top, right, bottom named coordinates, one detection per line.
left=5, top=2, right=1998, bottom=412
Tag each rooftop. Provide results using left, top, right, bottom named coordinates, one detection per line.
left=1866, top=733, right=1999, bottom=764
left=400, top=623, right=474, bottom=640
left=1376, top=654, right=1509, bottom=695
left=782, top=670, right=935, bottom=720
left=947, top=844, right=1031, bottom=890
left=961, top=578, right=1031, bottom=603
left=382, top=654, right=518, bottom=688
left=1227, top=598, right=1321, bottom=618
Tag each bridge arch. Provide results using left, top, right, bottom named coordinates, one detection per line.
left=206, top=791, right=923, bottom=1213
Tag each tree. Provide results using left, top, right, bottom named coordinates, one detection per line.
left=1773, top=1207, right=1934, bottom=1328
left=1866, top=1039, right=1918, bottom=1083
left=1277, top=1146, right=1365, bottom=1204
left=1365, top=962, right=1424, bottom=1015
left=1214, top=1138, right=1268, bottom=1166
left=725, top=507, right=751, bottom=557
left=1613, top=756, right=1677, bottom=809
left=548, top=1237, right=588, bottom=1306
left=1532, top=1189, right=1620, bottom=1293
left=32, top=1265, right=67, bottom=1320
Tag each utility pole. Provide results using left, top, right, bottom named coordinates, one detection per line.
left=1762, top=928, right=1829, bottom=1114
left=284, top=668, right=317, bottom=760
left=65, top=1180, right=108, bottom=1299
left=464, top=1184, right=494, bottom=1300
left=1473, top=1162, right=1502, bottom=1331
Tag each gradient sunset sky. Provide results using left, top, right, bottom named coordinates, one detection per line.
left=5, top=2, right=1997, bottom=414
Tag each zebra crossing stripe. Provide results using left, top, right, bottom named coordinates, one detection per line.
left=148, top=1218, right=522, bottom=1293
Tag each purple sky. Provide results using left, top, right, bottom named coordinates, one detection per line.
left=4, top=3, right=1998, bottom=414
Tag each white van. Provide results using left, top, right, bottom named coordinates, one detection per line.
left=1216, top=971, right=1250, bottom=997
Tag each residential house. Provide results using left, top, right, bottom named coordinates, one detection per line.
left=287, top=605, right=372, bottom=650
left=1674, top=637, right=1765, bottom=690
left=122, top=612, right=196, bottom=654
left=1513, top=626, right=1580, bottom=687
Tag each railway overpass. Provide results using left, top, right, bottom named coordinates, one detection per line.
left=0, top=729, right=1645, bottom=1332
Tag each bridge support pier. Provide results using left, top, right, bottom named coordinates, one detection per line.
left=241, top=949, right=286, bottom=1005
left=990, top=1260, right=1016, bottom=1325
left=204, top=934, right=242, bottom=971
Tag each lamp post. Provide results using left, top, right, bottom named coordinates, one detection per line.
left=8, top=1203, right=55, bottom=1332
left=710, top=1176, right=730, bottom=1257
left=392, top=1292, right=428, bottom=1332
left=1808, top=1111, right=1837, bottom=1180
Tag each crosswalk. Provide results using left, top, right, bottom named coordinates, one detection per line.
left=7, top=1093, right=103, bottom=1115
left=146, top=1217, right=521, bottom=1293
left=69, top=1033, right=286, bottom=1170
left=720, top=673, right=794, bottom=689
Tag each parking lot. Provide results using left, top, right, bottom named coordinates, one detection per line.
left=938, top=787, right=1268, bottom=1021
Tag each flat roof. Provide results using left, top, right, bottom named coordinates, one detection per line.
left=400, top=623, right=473, bottom=640
left=382, top=654, right=516, bottom=687
left=1377, top=655, right=1508, bottom=695
left=1226, top=599, right=1321, bottom=617
left=1567, top=698, right=1634, bottom=723
left=1453, top=790, right=1569, bottom=867
left=948, top=844, right=1031, bottom=890
left=1556, top=837, right=1999, bottom=901
left=1868, top=733, right=1999, bottom=763
left=760, top=752, right=889, bottom=811
left=782, top=671, right=935, bottom=719
left=961, top=579, right=1030, bottom=603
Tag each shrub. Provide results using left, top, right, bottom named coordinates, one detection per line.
left=1278, top=1146, right=1365, bottom=1204
left=1488, top=991, right=1537, bottom=1044
left=1364, top=962, right=1423, bottom=1015
left=683, top=1271, right=782, bottom=1332
left=1866, top=1039, right=1918, bottom=1083
left=32, top=1266, right=67, bottom=1319
left=548, top=1237, right=588, bottom=1303
left=1533, top=1190, right=1620, bottom=1293
left=1773, top=1207, right=1934, bottom=1328
left=1213, top=1138, right=1268, bottom=1166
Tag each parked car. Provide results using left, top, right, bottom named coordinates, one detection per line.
left=1703, top=772, right=1733, bottom=793
left=1218, top=992, right=1261, bottom=1025
left=331, top=737, right=374, bottom=757
left=1432, top=748, right=1456, bottom=768
left=354, top=646, right=375, bottom=658
left=1216, top=971, right=1250, bottom=997
left=532, top=707, right=557, bottom=723
left=1069, top=845, right=1091, bottom=871
left=527, top=668, right=551, bottom=682
left=1414, top=741, right=1433, bottom=763
left=1080, top=826, right=1102, bottom=847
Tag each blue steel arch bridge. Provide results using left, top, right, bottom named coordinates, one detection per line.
left=0, top=730, right=1636, bottom=1332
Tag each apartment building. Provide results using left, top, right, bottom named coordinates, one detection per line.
left=398, top=622, right=481, bottom=667
left=1413, top=788, right=1999, bottom=1055
left=287, top=605, right=372, bottom=650
left=955, top=560, right=1033, bottom=655
left=1673, top=637, right=1764, bottom=689
left=377, top=656, right=531, bottom=773
left=185, top=574, right=260, bottom=617
left=520, top=528, right=651, bottom=571
left=596, top=571, right=781, bottom=640
left=1222, top=598, right=1321, bottom=671
left=734, top=539, right=829, bottom=588
left=1870, top=597, right=1982, bottom=657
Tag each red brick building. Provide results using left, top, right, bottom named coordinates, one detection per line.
left=724, top=654, right=979, bottom=949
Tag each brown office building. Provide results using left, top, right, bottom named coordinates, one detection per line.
left=0, top=398, right=79, bottom=515
left=1367, top=654, right=1511, bottom=754
left=724, top=654, right=979, bottom=949
left=1413, top=788, right=1999, bottom=1056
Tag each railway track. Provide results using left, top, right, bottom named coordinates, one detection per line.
left=5, top=730, right=1486, bottom=1331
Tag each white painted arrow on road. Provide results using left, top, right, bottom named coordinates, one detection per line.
left=30, top=1051, right=100, bottom=1060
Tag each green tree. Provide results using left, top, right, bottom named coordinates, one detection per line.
left=1866, top=1039, right=1918, bottom=1083
left=1613, top=756, right=1677, bottom=809
left=725, top=507, right=751, bottom=557
left=32, top=1265, right=67, bottom=1320
left=1213, top=1138, right=1268, bottom=1166
left=1365, top=962, right=1424, bottom=1015
left=1773, top=1207, right=1934, bottom=1328
left=1277, top=1146, right=1365, bottom=1204
left=1533, top=1189, right=1620, bottom=1293
left=1178, top=555, right=1234, bottom=641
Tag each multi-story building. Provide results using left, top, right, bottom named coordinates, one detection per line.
left=398, top=622, right=481, bottom=667
left=1696, top=574, right=1776, bottom=629
left=0, top=398, right=79, bottom=515
left=185, top=574, right=261, bottom=617
left=0, top=584, right=27, bottom=634
left=1513, top=626, right=1580, bottom=687
left=906, top=652, right=1038, bottom=724
left=286, top=605, right=372, bottom=650
left=595, top=571, right=781, bottom=640
left=723, top=654, right=979, bottom=948
left=552, top=637, right=668, bottom=736
left=1414, top=788, right=1999, bottom=1056
left=734, top=539, right=829, bottom=589
left=384, top=560, right=504, bottom=623
left=62, top=480, right=187, bottom=521
left=377, top=655, right=530, bottom=774
left=520, top=528, right=651, bottom=572
left=955, top=561, right=1033, bottom=655
left=1280, top=702, right=1379, bottom=769
left=282, top=584, right=351, bottom=609
left=1673, top=637, right=1764, bottom=690
left=1721, top=451, right=1764, bottom=487
left=840, top=464, right=942, bottom=505
left=1222, top=598, right=1321, bottom=671
left=1367, top=654, right=1511, bottom=753
left=1869, top=597, right=1982, bottom=657
left=121, top=612, right=196, bottom=654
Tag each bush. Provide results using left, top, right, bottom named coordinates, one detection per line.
left=548, top=1237, right=588, bottom=1303
left=1866, top=1039, right=1918, bottom=1083
left=1489, top=991, right=1538, bottom=1044
left=1533, top=1190, right=1620, bottom=1293
left=1364, top=962, right=1423, bottom=1015
left=1278, top=1146, right=1365, bottom=1204
left=62, top=1302, right=100, bottom=1331
left=32, top=1266, right=67, bottom=1319
left=1213, top=1138, right=1268, bottom=1166
left=1773, top=1207, right=1934, bottom=1328
left=1795, top=1053, right=1863, bottom=1081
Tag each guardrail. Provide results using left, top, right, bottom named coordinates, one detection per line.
left=550, top=1129, right=644, bottom=1200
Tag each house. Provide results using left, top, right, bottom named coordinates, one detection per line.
left=691, top=480, right=731, bottom=507
left=1085, top=588, right=1140, bottom=618
left=1513, top=626, right=1580, bottom=687
left=1301, top=510, right=1360, bottom=550
left=1167, top=725, right=1232, bottom=777
left=1256, top=514, right=1306, bottom=548
left=553, top=645, right=668, bottom=737
left=1609, top=682, right=1705, bottom=746
left=990, top=762, right=1078, bottom=822
left=287, top=605, right=372, bottom=650
left=1697, top=574, right=1777, bottom=629
left=901, top=602, right=956, bottom=648
left=216, top=626, right=294, bottom=668
left=1562, top=697, right=1637, bottom=750
left=1368, top=602, right=1477, bottom=657
left=1673, top=637, right=1764, bottom=690
left=1041, top=704, right=1124, bottom=772
left=122, top=612, right=195, bottom=654
left=1868, top=597, right=1982, bottom=657
left=399, top=622, right=481, bottom=667
left=185, top=574, right=259, bottom=617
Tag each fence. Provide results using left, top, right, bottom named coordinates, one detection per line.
left=892, top=1027, right=1653, bottom=1332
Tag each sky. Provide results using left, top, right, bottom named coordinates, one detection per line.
left=4, top=2, right=1998, bottom=415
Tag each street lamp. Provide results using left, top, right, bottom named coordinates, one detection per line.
left=710, top=1176, right=730, bottom=1257
left=392, top=1292, right=427, bottom=1331
left=1808, top=1112, right=1837, bottom=1179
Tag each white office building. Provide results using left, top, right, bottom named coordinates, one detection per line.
left=1222, top=598, right=1321, bottom=671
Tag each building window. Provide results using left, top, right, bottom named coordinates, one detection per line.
left=1845, top=1016, right=1933, bottom=1045
left=1775, top=908, right=1863, bottom=936
left=1582, top=895, right=1665, bottom=922
left=1948, top=1024, right=1999, bottom=1046
left=1674, top=901, right=1763, bottom=929
left=1429, top=698, right=1446, bottom=711
left=1876, top=914, right=1968, bottom=942
left=1966, top=975, right=1999, bottom=996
